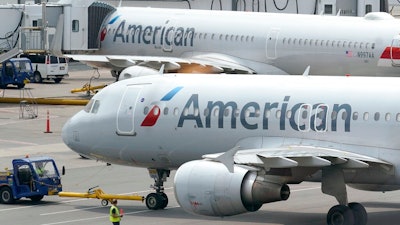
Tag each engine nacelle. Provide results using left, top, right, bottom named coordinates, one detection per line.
left=117, top=66, right=159, bottom=81
left=174, top=160, right=290, bottom=217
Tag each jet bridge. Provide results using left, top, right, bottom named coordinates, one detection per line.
left=0, top=0, right=115, bottom=62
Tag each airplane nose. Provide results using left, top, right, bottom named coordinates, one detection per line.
left=61, top=118, right=72, bottom=146
left=62, top=112, right=83, bottom=154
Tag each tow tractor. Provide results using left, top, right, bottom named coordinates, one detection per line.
left=0, top=156, right=62, bottom=203
left=0, top=58, right=32, bottom=89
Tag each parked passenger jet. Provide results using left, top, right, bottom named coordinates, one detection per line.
left=67, top=7, right=400, bottom=78
left=63, top=73, right=400, bottom=225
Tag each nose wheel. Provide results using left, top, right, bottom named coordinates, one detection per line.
left=146, top=168, right=170, bottom=210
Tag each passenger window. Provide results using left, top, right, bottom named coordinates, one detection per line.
left=276, top=110, right=281, bottom=119
left=397, top=113, right=400, bottom=122
left=341, top=111, right=347, bottom=120
left=143, top=106, right=149, bottom=115
left=213, top=108, right=219, bottom=117
left=173, top=107, right=179, bottom=116
left=331, top=111, right=337, bottom=120
left=234, top=109, right=240, bottom=118
left=286, top=110, right=292, bottom=119
left=352, top=112, right=358, bottom=120
left=204, top=108, right=210, bottom=116
left=164, top=107, right=169, bottom=115
left=183, top=108, right=189, bottom=116
left=244, top=109, right=251, bottom=118
left=363, top=112, right=369, bottom=121
left=72, top=20, right=79, bottom=32
left=385, top=113, right=391, bottom=121
left=302, top=110, right=308, bottom=119
left=224, top=109, right=230, bottom=117
left=374, top=112, right=380, bottom=121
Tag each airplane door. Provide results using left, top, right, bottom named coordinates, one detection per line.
left=390, top=34, right=400, bottom=66
left=266, top=29, right=279, bottom=59
left=116, top=85, right=143, bottom=136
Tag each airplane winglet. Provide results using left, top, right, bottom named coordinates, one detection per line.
left=215, top=146, right=240, bottom=173
left=302, top=66, right=310, bottom=77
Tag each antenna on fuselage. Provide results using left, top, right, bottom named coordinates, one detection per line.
left=118, top=0, right=122, bottom=7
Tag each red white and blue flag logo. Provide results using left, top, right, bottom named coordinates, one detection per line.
left=141, top=86, right=183, bottom=127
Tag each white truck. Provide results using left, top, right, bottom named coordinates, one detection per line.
left=22, top=54, right=69, bottom=83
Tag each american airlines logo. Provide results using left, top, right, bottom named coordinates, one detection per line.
left=107, top=16, right=195, bottom=47
left=177, top=94, right=352, bottom=132
left=141, top=87, right=352, bottom=132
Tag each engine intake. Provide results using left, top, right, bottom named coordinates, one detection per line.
left=117, top=66, right=159, bottom=81
left=174, top=160, right=290, bottom=217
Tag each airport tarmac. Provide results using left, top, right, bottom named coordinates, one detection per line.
left=1, top=66, right=400, bottom=225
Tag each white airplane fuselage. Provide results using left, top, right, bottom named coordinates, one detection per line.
left=63, top=74, right=400, bottom=188
left=94, top=7, right=400, bottom=76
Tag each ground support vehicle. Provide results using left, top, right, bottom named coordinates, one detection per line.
left=0, top=157, right=62, bottom=203
left=22, top=54, right=69, bottom=83
left=0, top=58, right=32, bottom=89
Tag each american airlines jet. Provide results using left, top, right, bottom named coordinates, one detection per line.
left=63, top=73, right=400, bottom=225
left=67, top=7, right=400, bottom=78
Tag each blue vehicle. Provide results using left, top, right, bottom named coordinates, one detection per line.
left=0, top=58, right=32, bottom=89
left=0, top=157, right=62, bottom=203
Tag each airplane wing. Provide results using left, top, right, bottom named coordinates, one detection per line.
left=203, top=145, right=392, bottom=170
left=65, top=53, right=255, bottom=74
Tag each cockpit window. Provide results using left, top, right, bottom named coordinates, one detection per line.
left=84, top=99, right=94, bottom=113
left=83, top=99, right=100, bottom=114
left=91, top=100, right=100, bottom=114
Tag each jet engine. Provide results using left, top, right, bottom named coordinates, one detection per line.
left=117, top=66, right=160, bottom=81
left=174, top=160, right=290, bottom=217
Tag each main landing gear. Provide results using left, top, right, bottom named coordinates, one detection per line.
left=145, top=168, right=170, bottom=210
left=323, top=167, right=367, bottom=225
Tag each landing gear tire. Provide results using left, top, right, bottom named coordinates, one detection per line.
left=349, top=202, right=367, bottom=225
left=327, top=205, right=354, bottom=225
left=145, top=193, right=168, bottom=210
left=146, top=193, right=161, bottom=210
left=0, top=187, right=15, bottom=204
left=159, top=192, right=168, bottom=209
